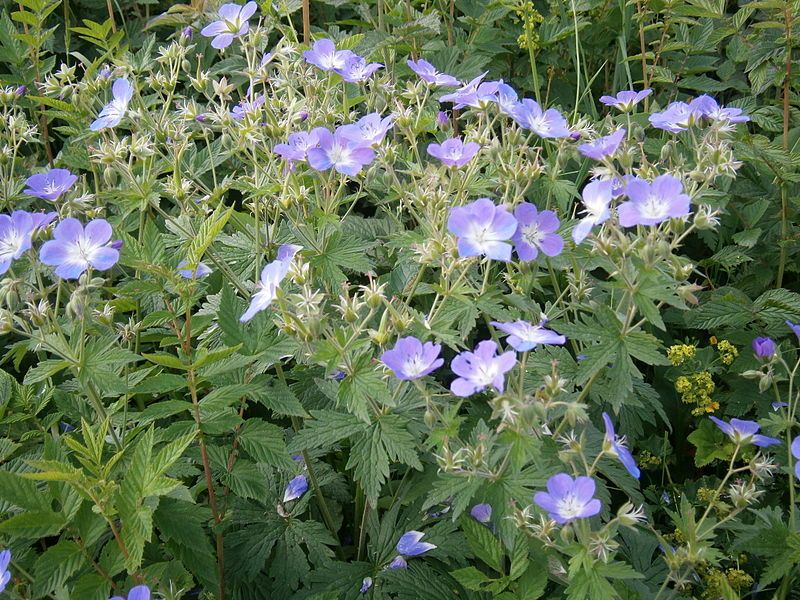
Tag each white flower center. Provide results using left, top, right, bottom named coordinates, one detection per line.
left=471, top=361, right=498, bottom=386
left=0, top=229, right=23, bottom=259
left=555, top=493, right=584, bottom=520
left=328, top=143, right=351, bottom=165
left=640, top=195, right=668, bottom=220
left=44, top=181, right=61, bottom=195
left=522, top=223, right=544, bottom=248
left=403, top=353, right=429, bottom=378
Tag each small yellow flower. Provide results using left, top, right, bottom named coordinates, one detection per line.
left=717, top=339, right=739, bottom=365
left=667, top=343, right=696, bottom=366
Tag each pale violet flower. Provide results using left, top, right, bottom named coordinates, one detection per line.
left=470, top=503, right=492, bottom=523
left=577, top=128, right=626, bottom=161
left=396, top=531, right=436, bottom=556
left=602, top=412, right=640, bottom=479
left=177, top=260, right=212, bottom=279
left=335, top=54, right=382, bottom=82
left=0, top=549, right=10, bottom=593
left=709, top=417, right=781, bottom=448
left=617, top=175, right=691, bottom=227
left=792, top=437, right=800, bottom=480
left=307, top=127, right=375, bottom=176
left=240, top=244, right=301, bottom=322
left=490, top=319, right=565, bottom=352
left=407, top=58, right=460, bottom=87
left=447, top=198, right=517, bottom=262
left=534, top=473, right=602, bottom=524
left=512, top=203, right=563, bottom=261
left=39, top=218, right=120, bottom=279
left=599, top=89, right=652, bottom=111
left=110, top=584, right=150, bottom=600
left=283, top=474, right=308, bottom=502
left=450, top=340, right=516, bottom=396
left=572, top=179, right=613, bottom=244
left=24, top=168, right=78, bottom=201
left=304, top=38, right=354, bottom=72
left=339, top=113, right=394, bottom=146
left=0, top=211, right=37, bottom=275
left=381, top=336, right=443, bottom=381
left=200, top=2, right=257, bottom=49
left=511, top=99, right=571, bottom=138
left=427, top=137, right=480, bottom=167
left=90, top=78, right=133, bottom=131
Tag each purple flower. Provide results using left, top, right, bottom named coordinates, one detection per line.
left=511, top=203, right=563, bottom=261
left=90, top=78, right=133, bottom=131
left=15, top=85, right=25, bottom=97
left=240, top=244, right=301, bottom=322
left=436, top=111, right=450, bottom=127
left=438, top=73, right=488, bottom=108
left=690, top=95, right=749, bottom=124
left=577, top=128, right=626, bottom=161
left=753, top=337, right=776, bottom=360
left=335, top=54, right=383, bottom=82
left=24, top=168, right=78, bottom=201
left=303, top=38, right=354, bottom=72
left=0, top=549, right=10, bottom=593
left=388, top=555, right=407, bottom=569
left=339, top=113, right=394, bottom=146
left=359, top=577, right=373, bottom=594
left=396, top=531, right=436, bottom=556
left=617, top=175, right=691, bottom=227
left=534, top=473, right=602, bottom=524
left=306, top=127, right=375, bottom=176
left=792, top=436, right=800, bottom=480
left=648, top=101, right=698, bottom=133
left=283, top=474, right=308, bottom=502
left=110, top=585, right=150, bottom=600
left=496, top=83, right=518, bottom=115
left=407, top=58, right=460, bottom=87
left=0, top=211, right=38, bottom=275
left=231, top=95, right=265, bottom=120
left=200, top=2, right=257, bottom=49
left=177, top=260, right=212, bottom=279
left=39, top=218, right=120, bottom=279
left=787, top=320, right=800, bottom=340
left=510, top=99, right=571, bottom=138
left=427, top=137, right=480, bottom=167
left=450, top=340, right=516, bottom=396
left=273, top=130, right=321, bottom=163
left=709, top=416, right=781, bottom=448
left=381, top=336, right=443, bottom=380
left=772, top=401, right=789, bottom=410
left=470, top=503, right=492, bottom=523
left=447, top=198, right=517, bottom=262
left=599, top=89, right=652, bottom=111
left=181, top=26, right=193, bottom=39
left=602, top=413, right=640, bottom=479
left=490, top=319, right=565, bottom=352
left=573, top=179, right=613, bottom=244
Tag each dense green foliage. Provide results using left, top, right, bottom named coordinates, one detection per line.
left=0, top=0, right=797, bottom=599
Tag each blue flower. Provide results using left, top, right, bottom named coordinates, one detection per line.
left=510, top=99, right=571, bottom=138
left=396, top=530, right=436, bottom=556
left=573, top=179, right=613, bottom=244
left=303, top=38, right=355, bottom=72
left=359, top=577, right=373, bottom=594
left=339, top=113, right=395, bottom=147
left=534, top=473, right=601, bottom=524
left=240, top=244, right=301, bottom=323
left=200, top=2, right=257, bottom=49
left=450, top=340, right=516, bottom=396
left=91, top=78, right=133, bottom=131
left=490, top=319, right=565, bottom=352
left=447, top=198, right=517, bottom=262
left=177, top=260, right=212, bottom=279
left=387, top=555, right=407, bottom=569
left=307, top=127, right=375, bottom=176
left=407, top=58, right=460, bottom=87
left=792, top=436, right=800, bottom=480
left=577, top=128, right=626, bottom=161
left=0, top=211, right=39, bottom=275
left=334, top=54, right=382, bottom=83
left=617, top=175, right=691, bottom=227
left=787, top=320, right=800, bottom=340
left=0, top=549, right=11, bottom=593
left=283, top=474, right=308, bottom=502
left=24, top=168, right=78, bottom=201
left=752, top=337, right=776, bottom=360
left=381, top=336, right=443, bottom=381
left=602, top=412, right=640, bottom=479
left=709, top=416, right=781, bottom=448
left=39, top=218, right=120, bottom=279
left=470, top=503, right=492, bottom=523
left=599, top=89, right=651, bottom=111
left=110, top=584, right=150, bottom=600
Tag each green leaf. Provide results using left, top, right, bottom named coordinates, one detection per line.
left=0, top=511, right=66, bottom=537
left=687, top=419, right=730, bottom=467
left=0, top=470, right=50, bottom=511
left=23, top=359, right=70, bottom=384
left=185, top=203, right=233, bottom=266
left=461, top=517, right=504, bottom=573
left=339, top=352, right=387, bottom=422
left=450, top=566, right=491, bottom=591
left=288, top=410, right=367, bottom=453
left=33, top=540, right=85, bottom=597
left=238, top=420, right=292, bottom=468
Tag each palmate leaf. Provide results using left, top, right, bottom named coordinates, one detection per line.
left=33, top=539, right=85, bottom=597
left=287, top=410, right=367, bottom=453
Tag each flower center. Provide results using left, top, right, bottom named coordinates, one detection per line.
left=328, top=143, right=351, bottom=165
left=0, top=229, right=23, bottom=259
left=555, top=493, right=584, bottom=520
left=403, top=353, right=429, bottom=378
left=522, top=223, right=544, bottom=248
left=43, top=181, right=62, bottom=196
left=640, top=195, right=668, bottom=220
left=471, top=361, right=498, bottom=386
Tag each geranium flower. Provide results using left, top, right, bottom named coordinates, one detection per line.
left=577, top=128, right=626, bottom=161
left=690, top=94, right=749, bottom=124
left=303, top=38, right=354, bottom=72
left=200, top=2, right=257, bottom=49
left=396, top=531, right=436, bottom=556
left=490, top=319, right=565, bottom=352
left=110, top=585, right=150, bottom=600
left=572, top=179, right=613, bottom=244
left=177, top=260, right=212, bottom=279
left=334, top=54, right=382, bottom=82
left=752, top=337, right=776, bottom=359
left=511, top=203, right=563, bottom=260
left=439, top=72, right=487, bottom=107
left=388, top=555, right=407, bottom=569
left=283, top=474, right=308, bottom=502
left=339, top=113, right=394, bottom=146
left=381, top=336, right=443, bottom=380
left=510, top=99, right=571, bottom=138
left=534, top=473, right=602, bottom=524
left=406, top=58, right=460, bottom=87
left=470, top=503, right=492, bottom=523
left=440, top=73, right=499, bottom=109
left=709, top=416, right=781, bottom=447
left=23, top=168, right=78, bottom=201
left=617, top=175, right=691, bottom=227
left=427, top=137, right=480, bottom=167
left=306, top=127, right=375, bottom=176
left=240, top=244, right=301, bottom=323
left=231, top=95, right=265, bottom=120
left=450, top=340, right=516, bottom=396
left=602, top=412, right=640, bottom=479
left=599, top=89, right=652, bottom=111
left=649, top=101, right=702, bottom=132
left=792, top=436, right=800, bottom=480
left=0, top=549, right=10, bottom=593
left=273, top=131, right=321, bottom=163
left=39, top=218, right=120, bottom=279
left=90, top=78, right=133, bottom=131
left=496, top=82, right=518, bottom=115
left=0, top=211, right=40, bottom=275
left=447, top=198, right=517, bottom=262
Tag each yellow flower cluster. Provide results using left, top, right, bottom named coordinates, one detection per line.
left=700, top=567, right=754, bottom=599
left=676, top=371, right=717, bottom=415
left=515, top=1, right=544, bottom=51
left=637, top=450, right=661, bottom=468
left=667, top=343, right=696, bottom=366
left=717, top=339, right=738, bottom=365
